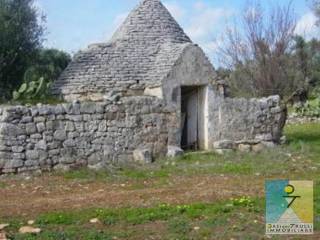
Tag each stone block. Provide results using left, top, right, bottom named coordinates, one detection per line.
left=26, top=123, right=37, bottom=135
left=12, top=146, right=24, bottom=153
left=133, top=148, right=152, bottom=164
left=214, top=149, right=234, bottom=155
left=34, top=116, right=46, bottom=123
left=36, top=122, right=46, bottom=133
left=4, top=160, right=24, bottom=169
left=238, top=144, right=251, bottom=153
left=255, top=134, right=273, bottom=141
left=252, top=143, right=264, bottom=153
left=54, top=130, right=67, bottom=141
left=63, top=139, right=76, bottom=148
left=167, top=146, right=184, bottom=158
left=0, top=123, right=25, bottom=136
left=35, top=140, right=47, bottom=151
left=213, top=140, right=235, bottom=149
left=26, top=150, right=39, bottom=160
left=25, top=160, right=39, bottom=167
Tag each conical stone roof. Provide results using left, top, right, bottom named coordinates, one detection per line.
left=111, top=0, right=191, bottom=43
left=52, top=0, right=195, bottom=100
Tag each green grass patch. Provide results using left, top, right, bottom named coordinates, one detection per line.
left=5, top=198, right=265, bottom=240
left=0, top=181, right=7, bottom=188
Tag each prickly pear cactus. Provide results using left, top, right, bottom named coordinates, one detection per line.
left=12, top=77, right=51, bottom=101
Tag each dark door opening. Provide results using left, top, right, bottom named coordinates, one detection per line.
left=181, top=86, right=205, bottom=150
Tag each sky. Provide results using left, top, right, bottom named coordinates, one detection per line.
left=35, top=0, right=318, bottom=66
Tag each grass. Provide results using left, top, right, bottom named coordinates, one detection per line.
left=0, top=182, right=7, bottom=188
left=2, top=122, right=320, bottom=239
left=5, top=199, right=263, bottom=240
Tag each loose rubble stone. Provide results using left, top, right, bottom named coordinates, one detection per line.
left=0, top=232, right=7, bottom=240
left=133, top=148, right=152, bottom=164
left=167, top=146, right=184, bottom=158
left=238, top=144, right=251, bottom=153
left=215, top=149, right=234, bottom=155
left=213, top=140, right=235, bottom=150
left=252, top=144, right=265, bottom=153
left=19, top=226, right=41, bottom=234
left=27, top=220, right=35, bottom=225
left=0, top=224, right=9, bottom=230
left=90, top=218, right=100, bottom=223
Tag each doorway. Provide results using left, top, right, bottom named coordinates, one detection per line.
left=181, top=86, right=207, bottom=150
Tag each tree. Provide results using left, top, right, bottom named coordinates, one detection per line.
left=218, top=2, right=300, bottom=99
left=24, top=48, right=71, bottom=84
left=0, top=0, right=44, bottom=99
left=13, top=48, right=71, bottom=102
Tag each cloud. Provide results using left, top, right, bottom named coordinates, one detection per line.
left=295, top=12, right=319, bottom=39
left=164, top=1, right=233, bottom=63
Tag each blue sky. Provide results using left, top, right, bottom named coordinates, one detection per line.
left=36, top=0, right=318, bottom=64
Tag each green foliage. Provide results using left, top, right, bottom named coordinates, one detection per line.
left=12, top=77, right=50, bottom=101
left=0, top=0, right=44, bottom=99
left=11, top=48, right=71, bottom=103
left=230, top=196, right=255, bottom=208
left=23, top=48, right=71, bottom=84
left=221, top=36, right=320, bottom=99
left=293, top=97, right=320, bottom=117
left=167, top=217, right=191, bottom=236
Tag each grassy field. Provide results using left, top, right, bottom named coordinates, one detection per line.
left=0, top=123, right=319, bottom=239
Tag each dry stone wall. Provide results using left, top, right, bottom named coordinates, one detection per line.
left=0, top=97, right=177, bottom=174
left=208, top=90, right=286, bottom=151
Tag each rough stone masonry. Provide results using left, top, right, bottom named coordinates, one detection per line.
left=0, top=94, right=284, bottom=175
left=0, top=97, right=178, bottom=174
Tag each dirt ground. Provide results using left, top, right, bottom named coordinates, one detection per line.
left=0, top=174, right=263, bottom=219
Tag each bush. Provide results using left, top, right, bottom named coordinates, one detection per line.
left=293, top=97, right=320, bottom=117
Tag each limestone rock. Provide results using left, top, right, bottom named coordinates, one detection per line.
left=4, top=160, right=23, bottom=169
left=88, top=163, right=106, bottom=171
left=0, top=123, right=24, bottom=136
left=215, top=149, right=234, bottom=155
left=0, top=224, right=9, bottom=230
left=54, top=130, right=67, bottom=141
left=25, top=123, right=37, bottom=135
left=167, top=146, right=184, bottom=158
left=0, top=232, right=7, bottom=240
left=261, top=141, right=276, bottom=148
left=238, top=144, right=251, bottom=153
left=19, top=226, right=41, bottom=234
left=53, top=164, right=70, bottom=172
left=90, top=218, right=100, bottom=223
left=27, top=220, right=35, bottom=225
left=280, top=136, right=287, bottom=145
left=255, top=134, right=273, bottom=142
left=133, top=148, right=152, bottom=164
left=252, top=143, right=264, bottom=153
left=35, top=140, right=47, bottom=151
left=213, top=140, right=235, bottom=149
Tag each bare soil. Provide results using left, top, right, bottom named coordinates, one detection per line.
left=0, top=174, right=263, bottom=218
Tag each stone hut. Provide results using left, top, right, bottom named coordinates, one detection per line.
left=52, top=0, right=215, bottom=103
left=0, top=0, right=285, bottom=174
